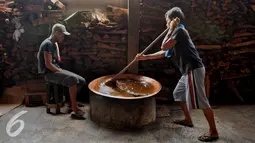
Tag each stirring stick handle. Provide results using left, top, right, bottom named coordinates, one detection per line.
left=111, top=28, right=169, bottom=81
left=112, top=58, right=137, bottom=79
left=140, top=28, right=169, bottom=55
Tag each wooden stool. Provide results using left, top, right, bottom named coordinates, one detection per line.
left=46, top=82, right=65, bottom=114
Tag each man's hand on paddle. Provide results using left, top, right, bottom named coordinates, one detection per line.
left=135, top=18, right=180, bottom=62
left=136, top=54, right=147, bottom=61
left=166, top=17, right=180, bottom=31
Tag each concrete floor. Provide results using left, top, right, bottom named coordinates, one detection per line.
left=0, top=104, right=255, bottom=143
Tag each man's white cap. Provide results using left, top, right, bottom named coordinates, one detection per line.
left=52, top=23, right=71, bottom=35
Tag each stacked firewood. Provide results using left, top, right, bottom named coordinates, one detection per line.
left=187, top=0, right=255, bottom=45
left=189, top=0, right=255, bottom=82
left=8, top=0, right=65, bottom=26
left=0, top=3, right=20, bottom=85
left=59, top=5, right=128, bottom=78
left=0, top=0, right=66, bottom=84
left=2, top=2, right=128, bottom=84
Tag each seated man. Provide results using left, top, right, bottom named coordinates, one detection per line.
left=37, top=23, right=86, bottom=119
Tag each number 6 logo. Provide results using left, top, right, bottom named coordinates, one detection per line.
left=6, top=110, right=28, bottom=137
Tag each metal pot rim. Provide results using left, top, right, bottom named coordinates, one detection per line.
left=88, top=74, right=162, bottom=100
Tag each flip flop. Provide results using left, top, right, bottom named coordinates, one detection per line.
left=173, top=120, right=194, bottom=127
left=70, top=111, right=86, bottom=120
left=198, top=134, right=219, bottom=142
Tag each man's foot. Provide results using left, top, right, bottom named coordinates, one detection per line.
left=68, top=102, right=84, bottom=108
left=71, top=110, right=85, bottom=120
left=68, top=104, right=85, bottom=113
left=77, top=102, right=84, bottom=107
left=73, top=107, right=85, bottom=113
left=68, top=105, right=85, bottom=114
left=198, top=133, right=219, bottom=142
left=173, top=119, right=194, bottom=127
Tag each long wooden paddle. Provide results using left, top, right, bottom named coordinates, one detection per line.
left=105, top=28, right=169, bottom=86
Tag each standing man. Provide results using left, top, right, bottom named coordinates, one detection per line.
left=37, top=23, right=86, bottom=119
left=136, top=7, right=219, bottom=142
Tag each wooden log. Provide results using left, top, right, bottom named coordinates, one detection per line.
left=0, top=4, right=13, bottom=13
left=141, top=0, right=171, bottom=9
left=31, top=18, right=54, bottom=26
left=228, top=48, right=255, bottom=55
left=231, top=37, right=249, bottom=44
left=97, top=42, right=126, bottom=51
left=95, top=30, right=127, bottom=34
left=83, top=52, right=97, bottom=55
left=195, top=45, right=222, bottom=50
left=93, top=34, right=101, bottom=41
left=239, top=25, right=255, bottom=29
left=45, top=11, right=63, bottom=18
left=140, top=2, right=167, bottom=13
left=61, top=56, right=72, bottom=60
left=95, top=39, right=127, bottom=44
left=86, top=56, right=97, bottom=62
left=223, top=74, right=251, bottom=80
left=234, top=32, right=255, bottom=38
left=106, top=5, right=128, bottom=16
left=227, top=40, right=255, bottom=47
left=140, top=15, right=165, bottom=22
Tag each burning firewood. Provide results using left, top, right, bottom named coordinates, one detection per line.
left=106, top=5, right=127, bottom=16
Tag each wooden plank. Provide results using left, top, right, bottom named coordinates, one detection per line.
left=127, top=0, right=140, bottom=74
left=96, top=30, right=127, bottom=34
left=95, top=39, right=127, bottom=44
left=195, top=45, right=222, bottom=50
left=227, top=40, right=255, bottom=48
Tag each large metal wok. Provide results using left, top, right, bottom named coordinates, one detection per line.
left=88, top=74, right=161, bottom=129
left=88, top=28, right=169, bottom=129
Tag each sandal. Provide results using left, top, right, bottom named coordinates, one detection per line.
left=70, top=111, right=85, bottom=120
left=173, top=120, right=194, bottom=127
left=198, top=133, right=219, bottom=142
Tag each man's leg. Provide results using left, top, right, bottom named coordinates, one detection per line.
left=69, top=84, right=79, bottom=113
left=189, top=67, right=218, bottom=141
left=173, top=75, right=193, bottom=127
left=61, top=69, right=86, bottom=85
left=179, top=102, right=192, bottom=123
left=61, top=70, right=86, bottom=109
left=203, top=108, right=218, bottom=136
left=45, top=70, right=85, bottom=115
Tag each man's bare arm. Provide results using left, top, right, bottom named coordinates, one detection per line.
left=143, top=50, right=166, bottom=60
left=44, top=51, right=60, bottom=72
left=161, top=30, right=177, bottom=51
